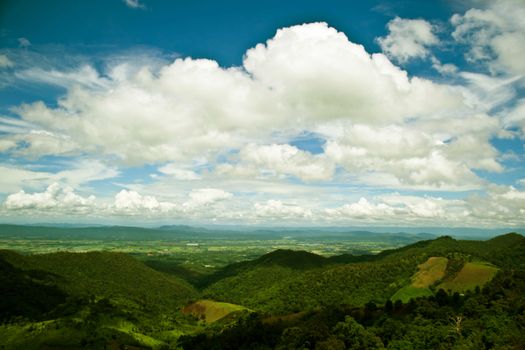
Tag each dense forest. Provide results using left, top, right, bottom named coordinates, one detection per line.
left=1, top=232, right=524, bottom=349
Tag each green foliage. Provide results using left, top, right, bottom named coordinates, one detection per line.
left=0, top=250, right=198, bottom=309
left=181, top=269, right=525, bottom=349
left=202, top=233, right=524, bottom=314
left=0, top=257, right=66, bottom=322
left=390, top=286, right=433, bottom=303
left=333, top=316, right=384, bottom=349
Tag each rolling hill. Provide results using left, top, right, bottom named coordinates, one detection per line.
left=202, top=233, right=525, bottom=313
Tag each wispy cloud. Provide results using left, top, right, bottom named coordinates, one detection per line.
left=123, top=0, right=145, bottom=9
left=17, top=37, right=31, bottom=48
left=0, top=55, right=14, bottom=68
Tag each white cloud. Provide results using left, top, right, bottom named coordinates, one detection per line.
left=1, top=181, right=523, bottom=227
left=504, top=99, right=525, bottom=136
left=184, top=188, right=233, bottom=208
left=15, top=65, right=109, bottom=90
left=460, top=72, right=519, bottom=112
left=5, top=183, right=95, bottom=211
left=158, top=163, right=201, bottom=180
left=0, top=160, right=118, bottom=194
left=466, top=185, right=525, bottom=226
left=0, top=139, right=16, bottom=153
left=1, top=20, right=523, bottom=227
left=325, top=198, right=395, bottom=219
left=451, top=0, right=525, bottom=75
left=123, top=0, right=145, bottom=9
left=328, top=187, right=525, bottom=227
left=49, top=160, right=120, bottom=188
left=324, top=124, right=485, bottom=190
left=12, top=129, right=80, bottom=158
left=377, top=17, right=439, bottom=62
left=431, top=57, right=458, bottom=75
left=325, top=194, right=467, bottom=224
left=12, top=23, right=464, bottom=167
left=0, top=55, right=14, bottom=68
left=114, top=189, right=176, bottom=212
left=217, top=143, right=334, bottom=182
left=254, top=200, right=312, bottom=220
left=0, top=166, right=54, bottom=193
left=244, top=22, right=461, bottom=125
left=379, top=194, right=449, bottom=218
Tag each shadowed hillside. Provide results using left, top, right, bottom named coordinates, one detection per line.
left=0, top=250, right=198, bottom=309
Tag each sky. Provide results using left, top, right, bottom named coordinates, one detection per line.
left=0, top=0, right=524, bottom=228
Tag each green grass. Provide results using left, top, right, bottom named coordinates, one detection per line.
left=390, top=285, right=434, bottom=303
left=390, top=256, right=447, bottom=303
left=438, top=262, right=498, bottom=292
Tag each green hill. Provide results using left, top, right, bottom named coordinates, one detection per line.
left=203, top=233, right=525, bottom=313
left=0, top=250, right=198, bottom=310
left=198, top=248, right=330, bottom=288
left=0, top=250, right=200, bottom=350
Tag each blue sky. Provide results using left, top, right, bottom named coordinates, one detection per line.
left=0, top=0, right=524, bottom=228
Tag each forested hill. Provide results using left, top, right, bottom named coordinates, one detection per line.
left=374, top=232, right=525, bottom=268
left=0, top=249, right=199, bottom=310
left=201, top=233, right=525, bottom=314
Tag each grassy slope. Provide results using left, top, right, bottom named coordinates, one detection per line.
left=391, top=256, right=448, bottom=303
left=182, top=300, right=247, bottom=323
left=438, top=262, right=499, bottom=292
left=411, top=257, right=448, bottom=288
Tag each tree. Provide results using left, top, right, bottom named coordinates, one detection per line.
left=333, top=316, right=384, bottom=349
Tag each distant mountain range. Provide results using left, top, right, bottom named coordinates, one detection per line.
left=0, top=223, right=522, bottom=241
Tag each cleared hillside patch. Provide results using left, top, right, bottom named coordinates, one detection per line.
left=390, top=256, right=448, bottom=302
left=411, top=256, right=448, bottom=288
left=438, top=262, right=498, bottom=292
left=182, top=300, right=247, bottom=323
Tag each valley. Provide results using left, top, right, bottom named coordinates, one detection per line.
left=0, top=225, right=524, bottom=349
